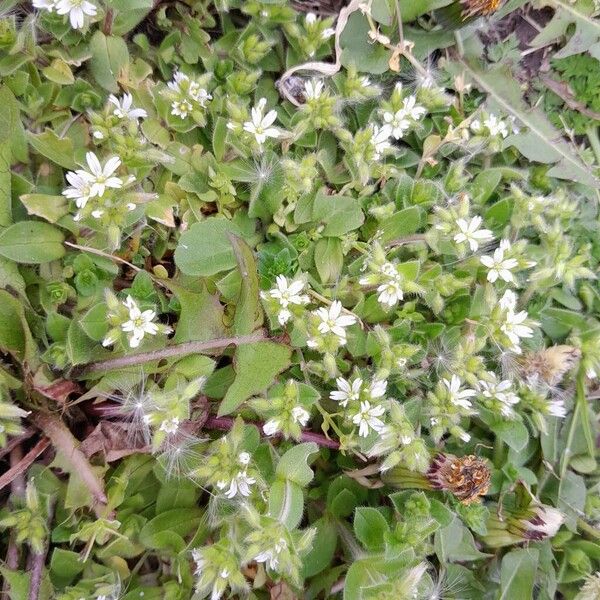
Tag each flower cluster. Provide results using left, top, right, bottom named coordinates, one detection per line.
left=163, top=71, right=212, bottom=122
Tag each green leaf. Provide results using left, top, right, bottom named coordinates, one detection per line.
left=276, top=442, right=319, bottom=486
left=80, top=303, right=109, bottom=341
left=88, top=31, right=130, bottom=93
left=174, top=218, right=242, bottom=276
left=498, top=548, right=539, bottom=600
left=218, top=341, right=292, bottom=415
left=340, top=12, right=392, bottom=74
left=312, top=191, right=364, bottom=236
left=156, top=480, right=199, bottom=513
left=42, top=58, right=75, bottom=85
left=314, top=237, right=343, bottom=284
left=268, top=479, right=305, bottom=529
left=301, top=516, right=338, bottom=578
left=139, top=508, right=205, bottom=551
left=379, top=207, right=424, bottom=244
left=0, top=221, right=65, bottom=263
left=0, top=85, right=18, bottom=227
left=27, top=129, right=77, bottom=170
left=20, top=194, right=69, bottom=224
left=49, top=548, right=84, bottom=588
left=229, top=234, right=263, bottom=335
left=353, top=507, right=389, bottom=552
left=66, top=320, right=96, bottom=365
left=398, top=0, right=452, bottom=21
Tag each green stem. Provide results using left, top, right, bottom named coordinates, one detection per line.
left=454, top=30, right=465, bottom=57
left=586, top=125, right=600, bottom=166
left=578, top=518, right=600, bottom=540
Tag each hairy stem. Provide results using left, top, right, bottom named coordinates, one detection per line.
left=0, top=438, right=50, bottom=492
left=75, top=331, right=267, bottom=375
left=28, top=498, right=55, bottom=600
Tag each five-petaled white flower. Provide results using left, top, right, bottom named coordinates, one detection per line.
left=159, top=417, right=180, bottom=434
left=261, top=275, right=309, bottom=325
left=314, top=301, right=357, bottom=342
left=501, top=309, right=534, bottom=353
left=382, top=110, right=411, bottom=139
left=479, top=376, right=520, bottom=417
left=55, top=0, right=97, bottom=29
left=32, top=0, right=56, bottom=11
left=62, top=171, right=94, bottom=208
left=254, top=538, right=287, bottom=571
left=370, top=124, right=392, bottom=160
left=352, top=401, right=386, bottom=437
left=401, top=96, right=426, bottom=121
left=121, top=296, right=160, bottom=348
left=217, top=471, right=256, bottom=499
left=369, top=379, right=387, bottom=399
left=377, top=278, right=403, bottom=307
left=443, top=374, right=476, bottom=409
left=171, top=99, right=192, bottom=119
left=263, top=419, right=280, bottom=436
left=454, top=216, right=494, bottom=252
left=480, top=240, right=519, bottom=283
left=243, top=98, right=280, bottom=147
left=499, top=289, right=518, bottom=311
left=304, top=79, right=324, bottom=100
left=109, top=93, right=147, bottom=121
left=291, top=406, right=310, bottom=426
left=484, top=114, right=508, bottom=138
left=79, top=152, right=123, bottom=198
left=330, top=377, right=363, bottom=407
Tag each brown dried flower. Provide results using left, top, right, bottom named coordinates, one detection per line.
left=460, top=0, right=503, bottom=19
left=520, top=345, right=581, bottom=387
left=427, top=453, right=490, bottom=504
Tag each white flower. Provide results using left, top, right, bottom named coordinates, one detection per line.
left=523, top=506, right=564, bottom=537
left=189, top=85, right=212, bottom=106
left=291, top=406, right=310, bottom=426
left=238, top=451, right=251, bottom=465
left=370, top=124, right=392, bottom=160
left=352, top=401, right=386, bottom=437
left=171, top=99, right=192, bottom=119
left=314, top=301, right=357, bottom=342
left=62, top=171, right=94, bottom=208
left=330, top=377, right=362, bottom=407
left=32, top=0, right=56, bottom=11
left=501, top=310, right=534, bottom=353
left=255, top=538, right=287, bottom=571
left=262, top=275, right=309, bottom=325
left=321, top=27, right=335, bottom=39
left=304, top=79, right=324, bottom=100
left=121, top=296, right=159, bottom=348
left=369, top=379, right=387, bottom=399
left=305, top=12, right=317, bottom=24
left=55, top=0, right=97, bottom=29
left=382, top=110, right=411, bottom=139
left=243, top=98, right=280, bottom=147
left=91, top=209, right=104, bottom=219
left=377, top=278, right=403, bottom=307
left=479, top=376, right=520, bottom=417
left=401, top=95, right=426, bottom=120
left=109, top=93, right=147, bottom=121
left=263, top=419, right=280, bottom=436
left=82, top=152, right=122, bottom=198
left=443, top=374, right=476, bottom=409
left=159, top=417, right=180, bottom=434
left=359, top=76, right=371, bottom=88
left=547, top=398, right=567, bottom=418
left=167, top=71, right=188, bottom=94
left=499, top=289, right=518, bottom=311
left=480, top=240, right=518, bottom=283
left=454, top=216, right=494, bottom=252
left=224, top=471, right=255, bottom=498
left=484, top=114, right=508, bottom=138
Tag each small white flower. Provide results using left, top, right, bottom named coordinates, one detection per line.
left=33, top=0, right=56, bottom=12
left=454, top=216, right=494, bottom=252
left=121, top=296, right=159, bottom=348
left=83, top=152, right=123, bottom=198
left=305, top=12, right=317, bottom=24
left=243, top=98, right=280, bottom=147
left=547, top=398, right=567, bottom=418
left=352, top=401, right=386, bottom=437
left=189, top=85, right=212, bottom=106
left=159, top=417, right=180, bottom=434
left=109, top=93, right=147, bottom=121
left=479, top=376, right=520, bottom=417
left=369, top=379, right=387, bottom=399
left=291, top=406, right=310, bottom=426
left=314, top=301, right=357, bottom=342
left=330, top=377, right=363, bottom=407
left=92, top=130, right=104, bottom=139
left=480, top=240, right=518, bottom=283
left=443, top=374, right=476, bottom=410
left=321, top=27, right=335, bottom=39
left=484, top=114, right=508, bottom=138
left=382, top=110, right=411, bottom=139
left=370, top=124, right=392, bottom=160
left=224, top=471, right=255, bottom=498
left=171, top=99, right=192, bottom=119
left=501, top=310, right=534, bottom=353
left=499, top=289, right=518, bottom=312
left=238, top=451, right=251, bottom=465
left=263, top=419, right=280, bottom=436
left=62, top=171, right=94, bottom=208
left=304, top=79, right=324, bottom=100
left=401, top=95, right=426, bottom=121
left=262, top=275, right=309, bottom=325
left=91, top=209, right=104, bottom=219
left=377, top=278, right=403, bottom=307
left=219, top=569, right=229, bottom=579
left=55, top=0, right=97, bottom=29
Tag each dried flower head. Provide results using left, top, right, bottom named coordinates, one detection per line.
left=460, top=0, right=503, bottom=19
left=519, top=345, right=581, bottom=387
left=427, top=453, right=491, bottom=504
